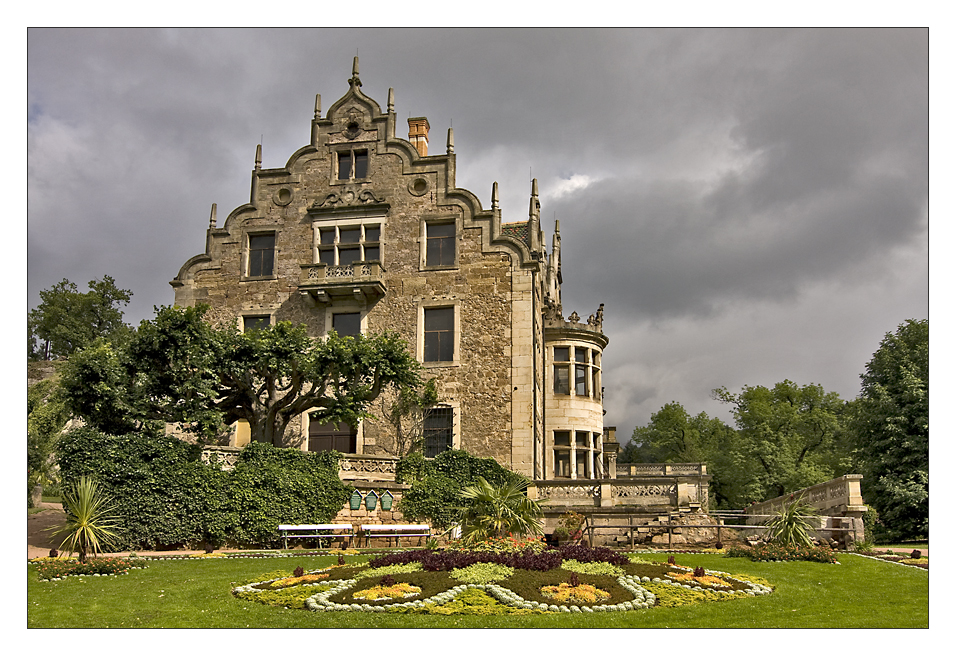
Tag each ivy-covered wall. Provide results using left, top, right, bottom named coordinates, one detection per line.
left=56, top=428, right=351, bottom=550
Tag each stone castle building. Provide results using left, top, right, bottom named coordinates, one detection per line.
left=172, top=58, right=610, bottom=482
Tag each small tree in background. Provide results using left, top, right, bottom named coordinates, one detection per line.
left=28, top=276, right=132, bottom=360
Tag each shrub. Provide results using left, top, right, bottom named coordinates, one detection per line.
left=764, top=496, right=819, bottom=547
left=56, top=428, right=351, bottom=549
left=395, top=449, right=520, bottom=530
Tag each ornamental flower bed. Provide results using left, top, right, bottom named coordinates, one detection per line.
left=231, top=547, right=773, bottom=615
left=726, top=543, right=837, bottom=563
left=32, top=556, right=147, bottom=581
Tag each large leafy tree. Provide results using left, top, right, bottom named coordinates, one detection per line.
left=713, top=380, right=847, bottom=502
left=623, top=401, right=740, bottom=507
left=624, top=402, right=733, bottom=464
left=28, top=276, right=132, bottom=360
left=848, top=319, right=928, bottom=541
left=60, top=304, right=422, bottom=446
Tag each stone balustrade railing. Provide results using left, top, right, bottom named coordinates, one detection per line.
left=744, top=474, right=866, bottom=519
left=337, top=453, right=401, bottom=482
left=616, top=463, right=707, bottom=477
left=200, top=447, right=401, bottom=481
left=530, top=471, right=709, bottom=511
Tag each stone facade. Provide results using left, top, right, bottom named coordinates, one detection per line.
left=172, top=58, right=610, bottom=480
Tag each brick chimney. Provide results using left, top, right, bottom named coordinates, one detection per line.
left=408, top=117, right=430, bottom=157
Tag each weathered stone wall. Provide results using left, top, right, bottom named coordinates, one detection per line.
left=173, top=68, right=534, bottom=468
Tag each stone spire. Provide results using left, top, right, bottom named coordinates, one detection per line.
left=209, top=203, right=217, bottom=229
left=255, top=143, right=262, bottom=170
left=314, top=94, right=321, bottom=119
left=349, top=56, right=362, bottom=88
left=446, top=127, right=454, bottom=154
left=491, top=181, right=499, bottom=210
left=387, top=88, right=395, bottom=114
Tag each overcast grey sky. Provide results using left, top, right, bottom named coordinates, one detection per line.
left=26, top=28, right=928, bottom=440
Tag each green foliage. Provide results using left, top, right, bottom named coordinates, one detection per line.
left=28, top=276, right=132, bottom=360
left=395, top=449, right=519, bottom=529
left=712, top=380, right=847, bottom=505
left=226, top=443, right=352, bottom=547
left=235, top=582, right=337, bottom=609
left=458, top=475, right=545, bottom=541
left=59, top=339, right=144, bottom=436
left=60, top=304, right=422, bottom=446
left=378, top=378, right=440, bottom=456
left=27, top=378, right=70, bottom=504
left=626, top=402, right=735, bottom=464
left=847, top=319, right=928, bottom=542
left=449, top=562, right=515, bottom=583
left=354, top=562, right=423, bottom=580
left=763, top=497, right=818, bottom=547
left=50, top=476, right=123, bottom=562
left=642, top=580, right=744, bottom=607
left=55, top=427, right=351, bottom=549
left=560, top=560, right=625, bottom=577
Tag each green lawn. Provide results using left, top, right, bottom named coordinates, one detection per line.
left=26, top=552, right=928, bottom=628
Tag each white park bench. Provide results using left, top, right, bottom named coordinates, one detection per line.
left=278, top=524, right=354, bottom=549
left=360, top=524, right=431, bottom=548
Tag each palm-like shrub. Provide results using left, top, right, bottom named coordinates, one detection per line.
left=764, top=496, right=819, bottom=547
left=458, top=475, right=544, bottom=541
left=50, top=476, right=122, bottom=562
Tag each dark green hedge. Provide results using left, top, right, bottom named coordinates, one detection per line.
left=395, top=449, right=519, bottom=530
left=55, top=428, right=351, bottom=550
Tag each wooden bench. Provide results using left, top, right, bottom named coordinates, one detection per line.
left=278, top=524, right=354, bottom=549
left=360, top=524, right=431, bottom=548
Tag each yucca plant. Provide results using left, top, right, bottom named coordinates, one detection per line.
left=457, top=475, right=545, bottom=542
left=48, top=476, right=122, bottom=562
left=764, top=496, right=819, bottom=548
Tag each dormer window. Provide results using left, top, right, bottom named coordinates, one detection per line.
left=337, top=149, right=368, bottom=180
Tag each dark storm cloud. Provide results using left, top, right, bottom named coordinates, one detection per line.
left=27, top=27, right=928, bottom=437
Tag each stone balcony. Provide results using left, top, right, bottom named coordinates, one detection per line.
left=298, top=262, right=386, bottom=304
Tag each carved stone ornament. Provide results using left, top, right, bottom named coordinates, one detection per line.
left=315, top=189, right=386, bottom=208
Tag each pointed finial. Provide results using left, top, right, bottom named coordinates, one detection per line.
left=387, top=88, right=395, bottom=113
left=555, top=217, right=560, bottom=234
left=314, top=94, right=321, bottom=118
left=209, top=203, right=217, bottom=229
left=255, top=144, right=262, bottom=170
left=492, top=181, right=499, bottom=210
left=349, top=56, right=362, bottom=87
left=446, top=127, right=454, bottom=154
left=529, top=177, right=540, bottom=221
